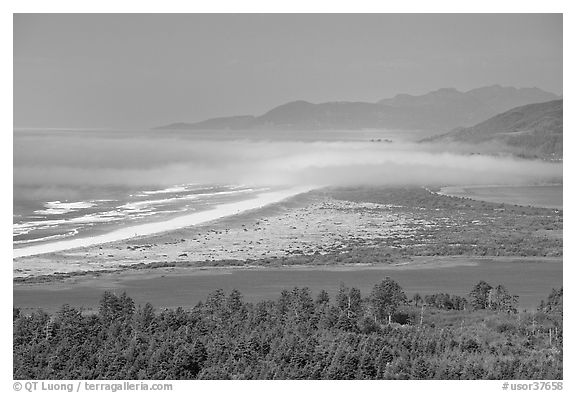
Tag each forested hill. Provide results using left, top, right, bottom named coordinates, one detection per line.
left=14, top=279, right=562, bottom=380
left=156, top=86, right=557, bottom=132
left=422, top=100, right=563, bottom=159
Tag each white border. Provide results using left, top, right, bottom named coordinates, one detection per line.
left=4, top=3, right=572, bottom=391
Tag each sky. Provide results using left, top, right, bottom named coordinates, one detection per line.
left=13, top=13, right=562, bottom=129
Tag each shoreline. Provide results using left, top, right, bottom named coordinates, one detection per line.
left=13, top=185, right=563, bottom=279
left=13, top=185, right=315, bottom=259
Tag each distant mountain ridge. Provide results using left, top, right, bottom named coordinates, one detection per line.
left=156, top=85, right=559, bottom=132
left=422, top=99, right=563, bottom=159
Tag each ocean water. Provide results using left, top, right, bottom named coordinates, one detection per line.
left=13, top=183, right=265, bottom=249
left=13, top=129, right=276, bottom=252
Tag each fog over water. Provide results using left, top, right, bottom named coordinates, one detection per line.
left=13, top=128, right=562, bottom=248
left=15, top=129, right=561, bottom=192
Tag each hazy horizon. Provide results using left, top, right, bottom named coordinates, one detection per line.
left=14, top=14, right=562, bottom=129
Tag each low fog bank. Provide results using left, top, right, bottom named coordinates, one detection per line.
left=14, top=132, right=562, bottom=204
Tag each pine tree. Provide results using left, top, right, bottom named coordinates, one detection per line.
left=490, top=285, right=518, bottom=313
left=370, top=277, right=407, bottom=324
left=469, top=281, right=493, bottom=310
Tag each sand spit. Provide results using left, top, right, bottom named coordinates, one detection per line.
left=14, top=186, right=313, bottom=259
left=14, top=190, right=426, bottom=278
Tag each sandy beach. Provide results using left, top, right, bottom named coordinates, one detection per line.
left=13, top=185, right=315, bottom=259
left=14, top=184, right=563, bottom=279
left=14, top=187, right=427, bottom=277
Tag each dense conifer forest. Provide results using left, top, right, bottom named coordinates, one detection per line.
left=13, top=278, right=562, bottom=380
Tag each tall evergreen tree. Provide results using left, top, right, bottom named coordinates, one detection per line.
left=370, top=277, right=407, bottom=324
left=469, top=281, right=493, bottom=310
